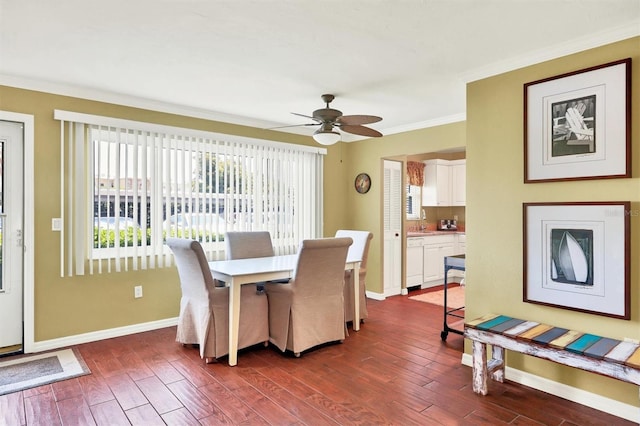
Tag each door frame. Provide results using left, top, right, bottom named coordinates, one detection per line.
left=0, top=111, right=35, bottom=353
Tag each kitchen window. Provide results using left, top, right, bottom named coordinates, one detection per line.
left=406, top=184, right=421, bottom=219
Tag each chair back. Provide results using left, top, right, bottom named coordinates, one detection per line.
left=166, top=238, right=215, bottom=299
left=335, top=229, right=373, bottom=269
left=293, top=237, right=353, bottom=297
left=225, top=231, right=275, bottom=260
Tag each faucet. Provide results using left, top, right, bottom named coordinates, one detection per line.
left=420, top=209, right=427, bottom=231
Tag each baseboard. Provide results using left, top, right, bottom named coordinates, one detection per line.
left=30, top=317, right=179, bottom=353
left=366, top=291, right=385, bottom=301
left=461, top=353, right=639, bottom=423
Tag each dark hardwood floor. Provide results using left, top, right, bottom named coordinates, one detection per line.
left=0, top=290, right=633, bottom=425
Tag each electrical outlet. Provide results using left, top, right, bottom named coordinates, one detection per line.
left=134, top=285, right=143, bottom=298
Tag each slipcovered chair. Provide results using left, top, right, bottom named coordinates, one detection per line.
left=167, top=238, right=269, bottom=362
left=225, top=231, right=288, bottom=290
left=335, top=229, right=373, bottom=324
left=265, top=237, right=353, bottom=357
left=225, top=231, right=275, bottom=260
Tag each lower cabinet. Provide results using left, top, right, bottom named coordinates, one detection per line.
left=405, top=233, right=466, bottom=289
left=406, top=237, right=424, bottom=287
left=457, top=233, right=466, bottom=254
left=423, top=235, right=456, bottom=285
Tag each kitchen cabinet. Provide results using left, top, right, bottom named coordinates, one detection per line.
left=406, top=237, right=424, bottom=287
left=422, top=234, right=456, bottom=284
left=457, top=233, right=466, bottom=254
left=450, top=161, right=466, bottom=206
left=406, top=233, right=466, bottom=289
left=422, top=159, right=466, bottom=207
left=422, top=159, right=450, bottom=206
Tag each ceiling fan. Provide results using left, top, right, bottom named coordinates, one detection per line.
left=276, top=94, right=383, bottom=145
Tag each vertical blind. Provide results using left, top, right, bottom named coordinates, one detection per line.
left=55, top=110, right=325, bottom=276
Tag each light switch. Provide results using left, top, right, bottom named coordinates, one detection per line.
left=52, top=218, right=62, bottom=231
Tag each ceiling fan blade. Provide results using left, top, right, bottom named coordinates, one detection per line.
left=291, top=112, right=322, bottom=122
left=337, top=115, right=382, bottom=126
left=268, top=123, right=318, bottom=130
left=340, top=124, right=383, bottom=138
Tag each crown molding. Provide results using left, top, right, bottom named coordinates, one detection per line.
left=0, top=73, right=279, bottom=130
left=460, top=21, right=640, bottom=84
left=380, top=113, right=467, bottom=137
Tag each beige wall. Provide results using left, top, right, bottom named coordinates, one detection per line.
left=466, top=37, right=640, bottom=407
left=0, top=86, right=348, bottom=342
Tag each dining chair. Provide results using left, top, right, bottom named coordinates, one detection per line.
left=265, top=237, right=353, bottom=357
left=335, top=229, right=373, bottom=324
left=224, top=231, right=289, bottom=290
left=166, top=238, right=269, bottom=362
left=225, top=231, right=275, bottom=260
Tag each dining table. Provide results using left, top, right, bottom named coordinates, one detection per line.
left=208, top=252, right=362, bottom=366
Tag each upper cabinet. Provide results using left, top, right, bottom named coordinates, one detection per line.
left=422, top=159, right=466, bottom=207
left=450, top=161, right=466, bottom=206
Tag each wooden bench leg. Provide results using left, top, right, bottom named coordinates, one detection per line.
left=490, top=345, right=505, bottom=383
left=472, top=340, right=488, bottom=395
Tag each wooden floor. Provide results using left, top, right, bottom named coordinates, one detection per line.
left=0, top=291, right=633, bottom=425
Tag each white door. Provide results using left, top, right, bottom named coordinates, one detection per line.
left=0, top=120, right=24, bottom=351
left=383, top=160, right=402, bottom=296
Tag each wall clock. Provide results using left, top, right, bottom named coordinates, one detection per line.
left=354, top=173, right=371, bottom=194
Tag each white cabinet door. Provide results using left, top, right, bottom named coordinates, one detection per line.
left=422, top=160, right=451, bottom=206
left=456, top=233, right=466, bottom=254
left=406, top=238, right=424, bottom=286
left=423, top=244, right=443, bottom=282
left=423, top=159, right=466, bottom=207
left=451, top=161, right=466, bottom=206
left=422, top=235, right=456, bottom=284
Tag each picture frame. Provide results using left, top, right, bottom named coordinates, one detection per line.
left=524, top=58, right=631, bottom=183
left=523, top=202, right=630, bottom=319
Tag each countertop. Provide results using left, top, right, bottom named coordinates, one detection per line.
left=407, top=231, right=465, bottom=237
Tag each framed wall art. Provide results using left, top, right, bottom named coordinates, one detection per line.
left=523, top=202, right=630, bottom=319
left=524, top=58, right=631, bottom=183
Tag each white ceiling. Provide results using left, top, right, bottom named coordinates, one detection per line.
left=1, top=0, right=639, bottom=141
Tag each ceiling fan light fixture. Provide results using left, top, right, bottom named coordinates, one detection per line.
left=286, top=94, right=382, bottom=142
left=313, top=125, right=341, bottom=145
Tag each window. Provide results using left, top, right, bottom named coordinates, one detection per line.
left=406, top=184, right=421, bottom=219
left=55, top=110, right=325, bottom=276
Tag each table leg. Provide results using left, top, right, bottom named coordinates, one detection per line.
left=352, top=262, right=361, bottom=331
left=442, top=266, right=449, bottom=339
left=228, top=279, right=241, bottom=366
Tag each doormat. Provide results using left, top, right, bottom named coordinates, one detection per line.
left=408, top=285, right=465, bottom=309
left=0, top=348, right=90, bottom=395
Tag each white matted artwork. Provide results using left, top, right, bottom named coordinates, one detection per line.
left=523, top=202, right=630, bottom=319
left=524, top=58, right=631, bottom=183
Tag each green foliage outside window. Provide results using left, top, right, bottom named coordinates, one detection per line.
left=93, top=227, right=223, bottom=248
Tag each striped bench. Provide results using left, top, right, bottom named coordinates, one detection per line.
left=464, top=314, right=640, bottom=396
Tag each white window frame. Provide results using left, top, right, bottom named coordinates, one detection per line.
left=55, top=110, right=326, bottom=276
left=406, top=184, right=422, bottom=219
